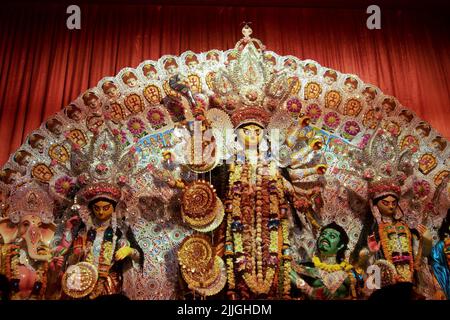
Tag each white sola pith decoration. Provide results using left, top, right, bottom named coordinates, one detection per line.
left=0, top=24, right=449, bottom=298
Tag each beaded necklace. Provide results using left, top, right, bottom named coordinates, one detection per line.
left=84, top=226, right=117, bottom=278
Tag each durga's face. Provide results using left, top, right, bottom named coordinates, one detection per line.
left=237, top=123, right=264, bottom=149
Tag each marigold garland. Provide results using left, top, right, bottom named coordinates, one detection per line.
left=312, top=256, right=353, bottom=272
left=378, top=221, right=414, bottom=282
left=225, top=161, right=291, bottom=297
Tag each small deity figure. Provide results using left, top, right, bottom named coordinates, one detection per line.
left=122, top=71, right=138, bottom=88
left=55, top=184, right=143, bottom=299
left=431, top=210, right=450, bottom=299
left=353, top=180, right=433, bottom=299
left=101, top=81, right=120, bottom=100
left=50, top=130, right=144, bottom=300
left=344, top=77, right=358, bottom=93
left=362, top=87, right=377, bottom=104
left=290, top=223, right=362, bottom=300
left=82, top=91, right=102, bottom=111
left=381, top=98, right=396, bottom=117
left=142, top=64, right=158, bottom=80
left=13, top=150, right=32, bottom=168
left=0, top=182, right=58, bottom=300
left=65, top=104, right=83, bottom=122
left=28, top=133, right=46, bottom=153
left=323, top=70, right=337, bottom=85
left=46, top=118, right=63, bottom=136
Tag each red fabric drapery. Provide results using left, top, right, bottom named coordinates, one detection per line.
left=0, top=1, right=449, bottom=165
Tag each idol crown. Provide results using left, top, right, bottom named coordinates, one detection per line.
left=209, top=24, right=295, bottom=128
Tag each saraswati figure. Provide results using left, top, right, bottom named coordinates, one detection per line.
left=346, top=130, right=435, bottom=299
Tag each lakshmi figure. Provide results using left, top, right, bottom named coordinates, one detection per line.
left=0, top=182, right=58, bottom=300
left=56, top=184, right=143, bottom=299
left=49, top=129, right=144, bottom=299
left=431, top=209, right=450, bottom=299
left=290, top=223, right=362, bottom=300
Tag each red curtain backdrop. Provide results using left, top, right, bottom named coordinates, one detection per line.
left=0, top=1, right=449, bottom=165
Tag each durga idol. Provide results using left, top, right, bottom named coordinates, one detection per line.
left=168, top=25, right=328, bottom=300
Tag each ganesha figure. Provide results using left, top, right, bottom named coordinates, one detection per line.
left=0, top=182, right=57, bottom=300
left=290, top=222, right=362, bottom=300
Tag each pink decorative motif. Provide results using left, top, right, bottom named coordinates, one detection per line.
left=77, top=174, right=88, bottom=185
left=323, top=112, right=340, bottom=129
left=286, top=98, right=302, bottom=113
left=193, top=94, right=208, bottom=109
left=363, top=168, right=375, bottom=180
left=127, top=118, right=145, bottom=135
left=117, top=175, right=129, bottom=186
left=413, top=180, right=431, bottom=198
left=54, top=176, right=75, bottom=195
left=95, top=163, right=109, bottom=173
left=306, top=104, right=321, bottom=121
left=147, top=109, right=166, bottom=127
left=343, top=120, right=361, bottom=136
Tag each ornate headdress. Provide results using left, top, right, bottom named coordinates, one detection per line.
left=208, top=24, right=294, bottom=129
left=349, top=129, right=414, bottom=199
left=342, top=129, right=416, bottom=222
left=49, top=128, right=144, bottom=227
left=6, top=180, right=54, bottom=224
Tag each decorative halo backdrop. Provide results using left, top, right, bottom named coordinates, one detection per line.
left=0, top=0, right=449, bottom=166
left=0, top=0, right=450, bottom=302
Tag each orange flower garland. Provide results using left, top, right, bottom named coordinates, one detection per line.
left=225, top=161, right=291, bottom=298
left=378, top=222, right=414, bottom=283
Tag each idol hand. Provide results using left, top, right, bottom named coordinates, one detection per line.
left=417, top=224, right=430, bottom=238
left=417, top=224, right=432, bottom=256
left=315, top=164, right=327, bottom=175
left=49, top=256, right=64, bottom=271
left=65, top=216, right=80, bottom=230
left=115, top=246, right=134, bottom=261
